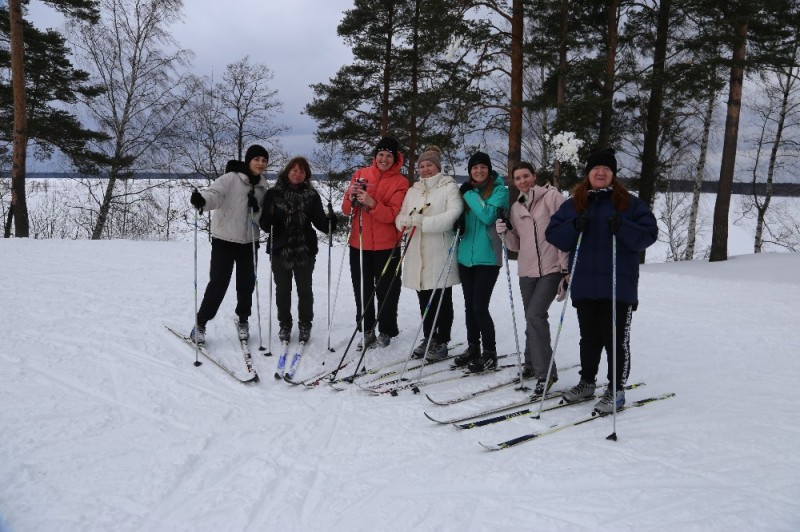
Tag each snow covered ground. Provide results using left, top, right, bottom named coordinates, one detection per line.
left=1, top=215, right=799, bottom=530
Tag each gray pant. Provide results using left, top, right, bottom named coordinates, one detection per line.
left=519, top=273, right=561, bottom=379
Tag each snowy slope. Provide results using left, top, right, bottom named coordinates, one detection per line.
left=1, top=236, right=799, bottom=531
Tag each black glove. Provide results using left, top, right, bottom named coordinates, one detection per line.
left=497, top=208, right=513, bottom=232
left=247, top=190, right=260, bottom=213
left=327, top=203, right=339, bottom=233
left=607, top=215, right=622, bottom=235
left=459, top=181, right=474, bottom=194
left=190, top=189, right=205, bottom=211
left=453, top=214, right=466, bottom=235
left=574, top=214, right=590, bottom=233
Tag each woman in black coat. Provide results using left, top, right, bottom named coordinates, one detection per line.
left=546, top=149, right=657, bottom=413
left=260, top=156, right=337, bottom=343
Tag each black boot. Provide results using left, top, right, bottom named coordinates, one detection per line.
left=298, top=322, right=312, bottom=343
left=468, top=349, right=497, bottom=373
left=453, top=343, right=480, bottom=367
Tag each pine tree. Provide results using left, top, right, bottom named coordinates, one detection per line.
left=3, top=0, right=100, bottom=238
left=685, top=0, right=799, bottom=262
left=0, top=10, right=107, bottom=168
left=306, top=0, right=491, bottom=177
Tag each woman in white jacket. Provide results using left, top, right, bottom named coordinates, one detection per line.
left=188, top=144, right=269, bottom=344
left=396, top=146, right=463, bottom=360
left=496, top=162, right=568, bottom=395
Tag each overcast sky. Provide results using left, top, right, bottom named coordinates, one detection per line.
left=27, top=0, right=356, bottom=163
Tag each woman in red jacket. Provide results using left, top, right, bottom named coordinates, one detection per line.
left=342, top=136, right=410, bottom=350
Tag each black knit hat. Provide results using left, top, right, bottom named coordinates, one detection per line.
left=245, top=144, right=269, bottom=165
left=584, top=148, right=617, bottom=176
left=468, top=151, right=492, bottom=175
left=375, top=136, right=400, bottom=158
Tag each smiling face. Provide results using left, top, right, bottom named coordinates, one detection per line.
left=587, top=165, right=613, bottom=189
left=470, top=164, right=489, bottom=184
left=287, top=164, right=306, bottom=185
left=248, top=156, right=268, bottom=176
left=513, top=167, right=535, bottom=194
left=418, top=160, right=438, bottom=179
left=375, top=151, right=395, bottom=172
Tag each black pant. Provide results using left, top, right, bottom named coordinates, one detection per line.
left=575, top=300, right=633, bottom=385
left=349, top=246, right=401, bottom=336
left=272, top=257, right=315, bottom=326
left=197, top=238, right=256, bottom=325
left=417, top=287, right=453, bottom=343
left=458, top=264, right=500, bottom=351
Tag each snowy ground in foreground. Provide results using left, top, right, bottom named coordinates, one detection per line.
left=1, top=232, right=799, bottom=530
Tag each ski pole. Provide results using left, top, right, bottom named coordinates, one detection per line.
left=497, top=208, right=526, bottom=391
left=249, top=208, right=265, bottom=351
left=534, top=230, right=584, bottom=419
left=265, top=228, right=274, bottom=357
left=327, top=201, right=334, bottom=354
left=358, top=208, right=367, bottom=368
left=323, top=210, right=354, bottom=365
left=330, top=209, right=422, bottom=381
left=338, top=205, right=428, bottom=381
left=409, top=228, right=460, bottom=385
left=193, top=205, right=201, bottom=368
left=607, top=233, right=618, bottom=441
left=396, top=227, right=460, bottom=386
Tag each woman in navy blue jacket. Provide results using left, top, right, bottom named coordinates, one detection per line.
left=545, top=149, right=657, bottom=413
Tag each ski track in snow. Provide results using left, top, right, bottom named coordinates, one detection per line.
left=1, top=237, right=799, bottom=531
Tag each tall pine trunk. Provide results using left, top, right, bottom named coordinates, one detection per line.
left=552, top=0, right=570, bottom=190
left=380, top=8, right=395, bottom=136
left=597, top=0, right=619, bottom=149
left=408, top=0, right=420, bottom=181
left=8, top=0, right=29, bottom=238
left=710, top=20, right=748, bottom=262
left=507, top=0, right=524, bottom=175
left=637, top=0, right=671, bottom=263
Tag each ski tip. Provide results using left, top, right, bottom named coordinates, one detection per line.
left=274, top=373, right=283, bottom=380
left=478, top=441, right=500, bottom=452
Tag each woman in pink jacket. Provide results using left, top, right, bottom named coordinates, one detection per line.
left=496, top=162, right=568, bottom=396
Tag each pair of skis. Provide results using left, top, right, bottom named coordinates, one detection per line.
left=165, top=323, right=259, bottom=383
left=477, top=392, right=676, bottom=450
left=425, top=382, right=645, bottom=427
left=286, top=340, right=466, bottom=389
left=274, top=341, right=308, bottom=381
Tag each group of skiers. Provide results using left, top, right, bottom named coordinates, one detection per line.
left=188, top=138, right=657, bottom=414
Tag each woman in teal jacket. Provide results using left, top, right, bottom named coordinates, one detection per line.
left=453, top=151, right=509, bottom=372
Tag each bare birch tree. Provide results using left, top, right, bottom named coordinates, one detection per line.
left=72, top=0, right=195, bottom=239
left=741, top=52, right=800, bottom=253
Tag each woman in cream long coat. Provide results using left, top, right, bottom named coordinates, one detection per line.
left=396, top=146, right=463, bottom=360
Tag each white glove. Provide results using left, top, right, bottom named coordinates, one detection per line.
left=410, top=213, right=424, bottom=227
left=496, top=219, right=508, bottom=234
left=397, top=215, right=411, bottom=229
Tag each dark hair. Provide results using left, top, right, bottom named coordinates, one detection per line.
left=511, top=162, right=537, bottom=179
left=278, top=156, right=312, bottom=184
left=572, top=175, right=630, bottom=213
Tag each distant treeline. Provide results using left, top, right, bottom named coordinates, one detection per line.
left=17, top=172, right=800, bottom=197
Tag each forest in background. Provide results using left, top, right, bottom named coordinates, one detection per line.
left=2, top=0, right=799, bottom=259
